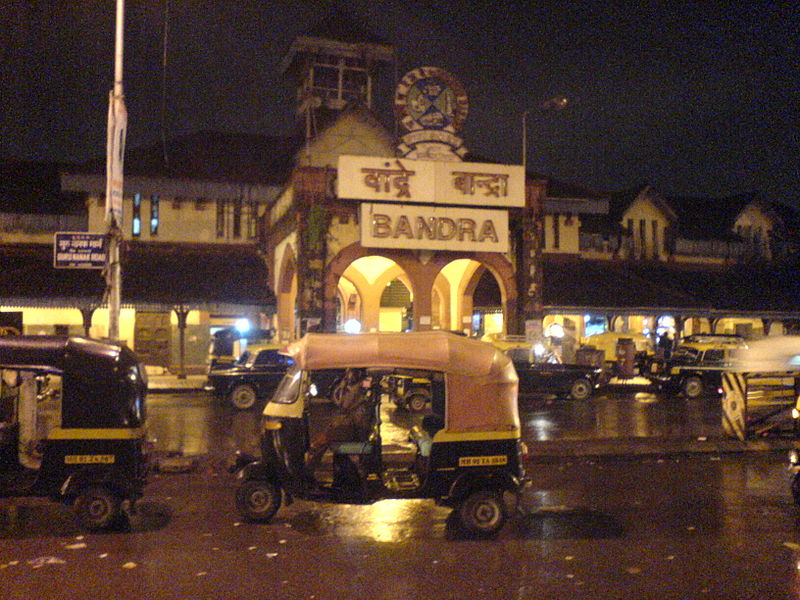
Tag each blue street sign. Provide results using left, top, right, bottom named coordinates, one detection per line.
left=53, top=232, right=107, bottom=269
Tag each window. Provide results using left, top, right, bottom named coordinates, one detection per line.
left=639, top=219, right=646, bottom=259
left=232, top=197, right=242, bottom=239
left=216, top=200, right=226, bottom=238
left=150, top=194, right=159, bottom=236
left=132, top=193, right=141, bottom=237
left=247, top=200, right=258, bottom=238
left=652, top=220, right=658, bottom=259
left=552, top=213, right=560, bottom=249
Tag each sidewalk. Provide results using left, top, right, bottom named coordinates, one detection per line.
left=147, top=372, right=207, bottom=393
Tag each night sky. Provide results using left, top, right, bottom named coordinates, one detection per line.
left=2, top=1, right=798, bottom=205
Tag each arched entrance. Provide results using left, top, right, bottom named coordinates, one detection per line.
left=276, top=245, right=298, bottom=342
left=337, top=255, right=413, bottom=333
left=324, top=244, right=517, bottom=334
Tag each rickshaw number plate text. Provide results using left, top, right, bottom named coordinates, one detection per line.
left=64, top=454, right=116, bottom=464
left=459, top=455, right=508, bottom=467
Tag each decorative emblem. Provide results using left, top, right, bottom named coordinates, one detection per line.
left=394, top=66, right=469, bottom=161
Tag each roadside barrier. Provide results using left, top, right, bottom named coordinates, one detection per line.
left=722, top=371, right=800, bottom=440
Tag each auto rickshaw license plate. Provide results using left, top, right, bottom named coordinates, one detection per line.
left=64, top=454, right=116, bottom=464
left=458, top=455, right=508, bottom=467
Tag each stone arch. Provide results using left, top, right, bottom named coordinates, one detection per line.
left=276, top=244, right=297, bottom=342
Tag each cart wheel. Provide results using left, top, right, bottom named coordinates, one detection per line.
left=683, top=376, right=704, bottom=399
left=74, top=486, right=121, bottom=531
left=230, top=384, right=258, bottom=410
left=569, top=378, right=593, bottom=401
left=792, top=474, right=800, bottom=506
left=236, top=479, right=282, bottom=522
left=457, top=489, right=506, bottom=536
left=407, top=393, right=428, bottom=413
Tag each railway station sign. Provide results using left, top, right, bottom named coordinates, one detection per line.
left=338, top=155, right=524, bottom=208
left=360, top=203, right=509, bottom=252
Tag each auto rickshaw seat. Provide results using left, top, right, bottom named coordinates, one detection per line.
left=409, top=425, right=433, bottom=457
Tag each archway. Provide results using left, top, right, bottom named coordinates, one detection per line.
left=339, top=255, right=413, bottom=333
left=438, top=258, right=512, bottom=336
left=276, top=245, right=297, bottom=342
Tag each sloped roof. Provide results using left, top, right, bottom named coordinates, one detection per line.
left=1, top=158, right=85, bottom=214
left=0, top=242, right=275, bottom=311
left=281, top=7, right=394, bottom=74
left=664, top=193, right=752, bottom=240
left=63, top=132, right=301, bottom=186
left=542, top=256, right=800, bottom=316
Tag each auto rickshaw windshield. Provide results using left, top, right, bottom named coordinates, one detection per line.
left=271, top=365, right=303, bottom=405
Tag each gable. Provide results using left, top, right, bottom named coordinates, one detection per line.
left=621, top=192, right=672, bottom=225
left=305, top=110, right=396, bottom=168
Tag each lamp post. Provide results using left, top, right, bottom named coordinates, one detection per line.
left=522, top=95, right=567, bottom=170
left=520, top=95, right=567, bottom=339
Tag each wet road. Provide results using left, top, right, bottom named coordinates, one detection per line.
left=3, top=390, right=800, bottom=599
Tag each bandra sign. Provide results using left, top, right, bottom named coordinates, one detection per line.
left=338, top=155, right=524, bottom=208
left=360, top=203, right=508, bottom=252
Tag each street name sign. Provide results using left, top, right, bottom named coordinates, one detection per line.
left=53, top=232, right=107, bottom=269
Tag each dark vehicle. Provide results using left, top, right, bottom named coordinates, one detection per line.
left=504, top=347, right=606, bottom=400
left=205, top=344, right=293, bottom=410
left=207, top=327, right=274, bottom=371
left=233, top=331, right=527, bottom=537
left=0, top=336, right=148, bottom=530
left=384, top=373, right=431, bottom=412
left=654, top=334, right=746, bottom=398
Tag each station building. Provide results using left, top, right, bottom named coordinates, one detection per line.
left=2, top=14, right=799, bottom=373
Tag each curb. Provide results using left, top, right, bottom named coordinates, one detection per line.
left=526, top=436, right=800, bottom=461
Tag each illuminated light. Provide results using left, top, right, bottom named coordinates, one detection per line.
left=793, top=408, right=799, bottom=420
left=343, top=319, right=362, bottom=334
left=235, top=318, right=251, bottom=334
left=548, top=323, right=564, bottom=339
left=533, top=343, right=546, bottom=358
left=309, top=383, right=318, bottom=397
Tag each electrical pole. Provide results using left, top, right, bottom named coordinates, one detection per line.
left=105, top=0, right=127, bottom=342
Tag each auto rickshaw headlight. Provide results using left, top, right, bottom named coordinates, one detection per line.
left=309, top=383, right=318, bottom=397
left=262, top=419, right=282, bottom=431
left=793, top=408, right=800, bottom=420
left=790, top=449, right=800, bottom=466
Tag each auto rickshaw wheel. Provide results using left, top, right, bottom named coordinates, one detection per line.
left=457, top=489, right=506, bottom=536
left=792, top=473, right=800, bottom=506
left=407, top=392, right=429, bottom=412
left=683, top=376, right=704, bottom=399
left=74, top=486, right=121, bottom=531
left=569, top=378, right=593, bottom=401
left=236, top=479, right=282, bottom=522
left=230, top=384, right=258, bottom=410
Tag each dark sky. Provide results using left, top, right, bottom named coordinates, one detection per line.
left=2, top=1, right=798, bottom=205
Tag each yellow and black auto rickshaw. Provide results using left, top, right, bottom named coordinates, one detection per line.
left=234, top=331, right=526, bottom=536
left=0, top=336, right=149, bottom=530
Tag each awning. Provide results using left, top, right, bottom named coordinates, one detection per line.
left=0, top=242, right=275, bottom=314
left=542, top=257, right=800, bottom=319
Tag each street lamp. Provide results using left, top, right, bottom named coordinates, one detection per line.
left=521, top=95, right=567, bottom=170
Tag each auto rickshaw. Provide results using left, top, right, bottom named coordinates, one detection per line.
left=0, top=336, right=149, bottom=530
left=234, top=331, right=526, bottom=536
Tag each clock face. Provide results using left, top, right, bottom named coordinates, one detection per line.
left=395, top=66, right=468, bottom=133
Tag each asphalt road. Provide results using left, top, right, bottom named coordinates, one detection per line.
left=3, top=391, right=800, bottom=599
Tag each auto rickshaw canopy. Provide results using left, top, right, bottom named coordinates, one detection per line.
left=283, top=332, right=519, bottom=434
left=0, top=336, right=146, bottom=428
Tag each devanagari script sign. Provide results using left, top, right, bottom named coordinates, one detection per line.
left=338, top=155, right=524, bottom=208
